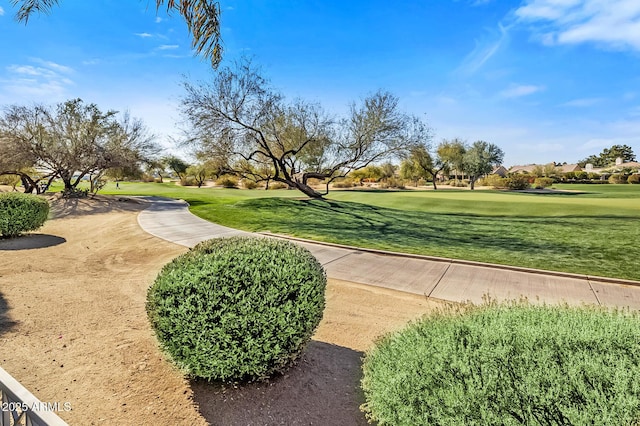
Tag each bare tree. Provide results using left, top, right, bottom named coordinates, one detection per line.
left=180, top=59, right=428, bottom=198
left=0, top=99, right=159, bottom=193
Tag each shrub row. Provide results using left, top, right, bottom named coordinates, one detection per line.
left=362, top=303, right=640, bottom=425
left=0, top=192, right=49, bottom=237
left=147, top=236, right=326, bottom=383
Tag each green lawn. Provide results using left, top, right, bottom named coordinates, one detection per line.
left=87, top=181, right=640, bottom=281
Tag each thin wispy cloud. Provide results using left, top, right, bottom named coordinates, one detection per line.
left=135, top=32, right=153, bottom=38
left=500, top=84, right=544, bottom=98
left=0, top=6, right=5, bottom=16
left=457, top=23, right=510, bottom=75
left=155, top=17, right=163, bottom=23
left=561, top=97, right=603, bottom=107
left=157, top=44, right=179, bottom=50
left=1, top=59, right=74, bottom=100
left=515, top=0, right=640, bottom=51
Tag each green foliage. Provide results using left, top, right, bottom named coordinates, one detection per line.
left=533, top=177, right=554, bottom=188
left=628, top=174, right=640, bottom=184
left=504, top=174, right=531, bottom=190
left=146, top=236, right=326, bottom=382
left=609, top=174, right=628, bottom=184
left=575, top=171, right=588, bottom=180
left=215, top=175, right=238, bottom=188
left=0, top=192, right=49, bottom=237
left=332, top=178, right=355, bottom=188
left=564, top=171, right=576, bottom=180
left=362, top=303, right=640, bottom=425
left=580, top=144, right=636, bottom=167
left=588, top=172, right=601, bottom=180
left=477, top=174, right=506, bottom=188
left=0, top=174, right=20, bottom=189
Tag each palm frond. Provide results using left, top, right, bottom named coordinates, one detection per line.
left=12, top=0, right=222, bottom=68
left=11, top=0, right=59, bottom=23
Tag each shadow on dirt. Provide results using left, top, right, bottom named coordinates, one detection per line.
left=191, top=340, right=367, bottom=426
left=0, top=234, right=66, bottom=251
left=0, top=293, right=16, bottom=335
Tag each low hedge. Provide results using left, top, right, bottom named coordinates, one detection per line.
left=0, top=192, right=50, bottom=237
left=362, top=303, right=640, bottom=425
left=146, top=236, right=326, bottom=382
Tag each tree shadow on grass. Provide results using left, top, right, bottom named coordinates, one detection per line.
left=190, top=340, right=367, bottom=426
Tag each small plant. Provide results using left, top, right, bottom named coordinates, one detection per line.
left=61, top=187, right=89, bottom=198
left=533, top=177, right=554, bottom=189
left=627, top=174, right=640, bottom=184
left=477, top=175, right=506, bottom=189
left=0, top=192, right=50, bottom=237
left=362, top=303, right=640, bottom=425
left=242, top=179, right=259, bottom=189
left=609, top=174, right=628, bottom=184
left=268, top=181, right=288, bottom=190
left=215, top=175, right=238, bottom=188
left=179, top=176, right=197, bottom=186
left=146, top=236, right=326, bottom=382
left=504, top=174, right=531, bottom=190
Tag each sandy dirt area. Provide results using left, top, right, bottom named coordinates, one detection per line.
left=0, top=192, right=444, bottom=425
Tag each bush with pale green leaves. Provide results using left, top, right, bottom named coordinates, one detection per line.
left=146, top=236, right=326, bottom=382
left=362, top=303, right=640, bottom=425
left=0, top=192, right=49, bottom=237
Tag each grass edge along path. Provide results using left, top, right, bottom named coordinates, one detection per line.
left=96, top=182, right=640, bottom=281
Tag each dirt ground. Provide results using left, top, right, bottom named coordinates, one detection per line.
left=0, top=191, right=444, bottom=425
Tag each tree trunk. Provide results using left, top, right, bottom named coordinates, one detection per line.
left=470, top=177, right=476, bottom=190
left=432, top=179, right=438, bottom=190
left=284, top=179, right=323, bottom=198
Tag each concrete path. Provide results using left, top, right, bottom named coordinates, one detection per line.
left=136, top=197, right=640, bottom=309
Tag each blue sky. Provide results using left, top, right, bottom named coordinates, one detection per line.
left=1, top=0, right=639, bottom=166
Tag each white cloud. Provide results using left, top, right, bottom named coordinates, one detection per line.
left=1, top=59, right=75, bottom=101
left=500, top=84, right=544, bottom=98
left=155, top=17, right=163, bottom=23
left=457, top=23, right=510, bottom=75
left=135, top=32, right=153, bottom=38
left=0, top=6, right=5, bottom=16
left=560, top=97, right=603, bottom=107
left=515, top=0, right=640, bottom=51
left=157, top=44, right=179, bottom=50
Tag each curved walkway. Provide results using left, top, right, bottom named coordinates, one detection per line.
left=136, top=197, right=640, bottom=309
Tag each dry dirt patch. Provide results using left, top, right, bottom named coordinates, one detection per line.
left=0, top=195, right=443, bottom=425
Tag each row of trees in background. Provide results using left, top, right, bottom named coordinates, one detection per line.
left=0, top=62, right=505, bottom=198
left=399, top=139, right=504, bottom=190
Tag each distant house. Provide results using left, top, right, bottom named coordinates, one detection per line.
left=585, top=158, right=640, bottom=174
left=491, top=165, right=508, bottom=177
left=558, top=164, right=581, bottom=173
left=509, top=163, right=581, bottom=175
left=508, top=164, right=538, bottom=174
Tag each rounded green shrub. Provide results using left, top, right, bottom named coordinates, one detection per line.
left=362, top=303, right=640, bottom=425
left=0, top=192, right=50, bottom=237
left=147, top=236, right=326, bottom=382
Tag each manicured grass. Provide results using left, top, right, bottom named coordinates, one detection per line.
left=80, top=181, right=640, bottom=280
